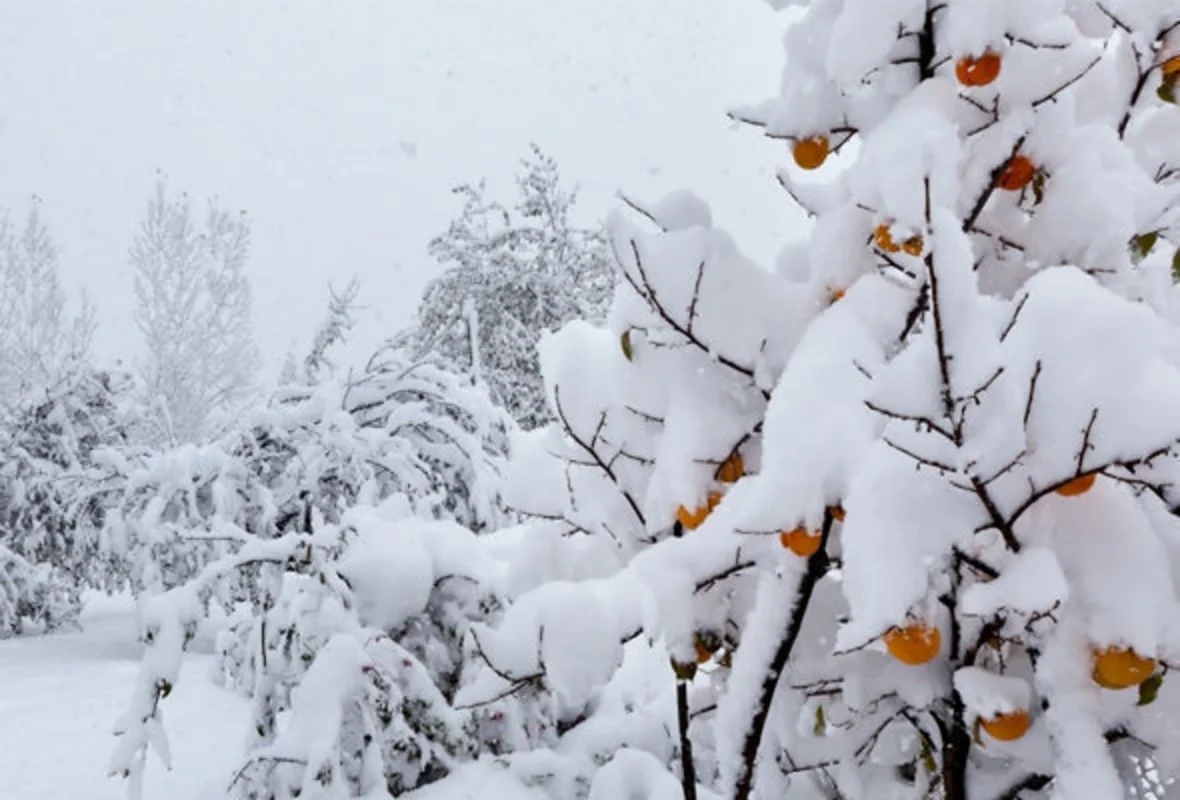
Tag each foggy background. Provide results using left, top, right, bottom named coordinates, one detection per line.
left=0, top=0, right=805, bottom=378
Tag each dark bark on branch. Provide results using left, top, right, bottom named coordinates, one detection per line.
left=995, top=772, right=1052, bottom=800
left=732, top=511, right=834, bottom=800
left=677, top=680, right=699, bottom=800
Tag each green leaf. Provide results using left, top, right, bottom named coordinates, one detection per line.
left=813, top=704, right=826, bottom=737
left=920, top=735, right=937, bottom=774
left=1031, top=171, right=1046, bottom=205
left=1132, top=232, right=1159, bottom=263
left=1159, top=80, right=1177, bottom=105
left=1138, top=673, right=1164, bottom=706
left=1173, top=249, right=1180, bottom=283
left=972, top=716, right=984, bottom=746
left=620, top=329, right=634, bottom=362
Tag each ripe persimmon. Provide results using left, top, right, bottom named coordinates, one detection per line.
left=874, top=224, right=901, bottom=253
left=829, top=505, right=846, bottom=523
left=1056, top=473, right=1097, bottom=497
left=981, top=709, right=1031, bottom=742
left=677, top=491, right=722, bottom=530
left=956, top=50, right=1002, bottom=87
left=997, top=155, right=1036, bottom=191
left=830, top=288, right=846, bottom=304
left=716, top=452, right=744, bottom=483
left=1093, top=646, right=1157, bottom=690
left=779, top=526, right=822, bottom=557
left=901, top=235, right=925, bottom=256
left=884, top=622, right=942, bottom=666
left=793, top=136, right=830, bottom=170
left=1163, top=55, right=1180, bottom=79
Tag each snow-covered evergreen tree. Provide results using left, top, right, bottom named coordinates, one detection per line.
left=109, top=343, right=518, bottom=798
left=131, top=179, right=260, bottom=446
left=463, top=3, right=1180, bottom=799
left=408, top=145, right=614, bottom=430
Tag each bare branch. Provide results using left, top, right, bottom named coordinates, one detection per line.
left=1000, top=294, right=1029, bottom=342
left=553, top=385, right=647, bottom=528
left=883, top=437, right=958, bottom=474
left=1076, top=408, right=1099, bottom=475
left=617, top=238, right=768, bottom=397
left=1032, top=56, right=1102, bottom=109
left=1023, top=361, right=1042, bottom=427
left=864, top=400, right=955, bottom=441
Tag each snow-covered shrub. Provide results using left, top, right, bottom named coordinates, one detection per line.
left=215, top=507, right=505, bottom=799
left=407, top=145, right=614, bottom=430
left=108, top=343, right=511, bottom=596
left=110, top=346, right=518, bottom=798
left=0, top=368, right=137, bottom=634
left=466, top=3, right=1180, bottom=799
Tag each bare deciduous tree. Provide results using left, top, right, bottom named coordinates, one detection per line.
left=132, top=179, right=259, bottom=444
left=0, top=200, right=95, bottom=404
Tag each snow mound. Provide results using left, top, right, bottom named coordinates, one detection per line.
left=338, top=509, right=434, bottom=631
left=961, top=547, right=1068, bottom=618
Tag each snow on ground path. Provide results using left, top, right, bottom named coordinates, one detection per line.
left=0, top=594, right=248, bottom=800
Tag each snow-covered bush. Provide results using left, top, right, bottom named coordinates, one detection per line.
left=464, top=3, right=1180, bottom=799
left=407, top=145, right=614, bottom=430
left=107, top=343, right=511, bottom=596
left=0, top=368, right=137, bottom=635
left=109, top=346, right=518, bottom=798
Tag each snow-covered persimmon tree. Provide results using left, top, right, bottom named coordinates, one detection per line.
left=468, top=2, right=1180, bottom=799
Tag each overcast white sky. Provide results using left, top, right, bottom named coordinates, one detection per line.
left=0, top=0, right=807, bottom=378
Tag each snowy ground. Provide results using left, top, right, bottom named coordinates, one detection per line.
left=0, top=594, right=248, bottom=800
left=0, top=594, right=549, bottom=800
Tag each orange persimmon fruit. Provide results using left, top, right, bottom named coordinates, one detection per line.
left=793, top=136, right=830, bottom=170
left=997, top=155, right=1036, bottom=191
left=1093, top=646, right=1157, bottom=690
left=874, top=224, right=902, bottom=253
left=1056, top=473, right=1097, bottom=497
left=956, top=50, right=1002, bottom=87
left=779, top=526, right=823, bottom=557
left=884, top=622, right=942, bottom=666
left=677, top=491, right=723, bottom=530
left=981, top=709, right=1031, bottom=742
left=716, top=452, right=744, bottom=483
